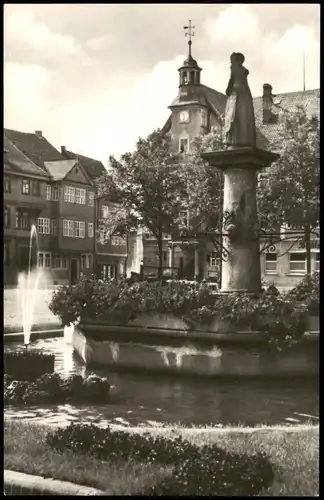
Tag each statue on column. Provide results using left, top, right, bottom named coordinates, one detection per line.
left=223, top=52, right=256, bottom=148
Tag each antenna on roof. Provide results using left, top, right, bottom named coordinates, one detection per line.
left=303, top=52, right=306, bottom=92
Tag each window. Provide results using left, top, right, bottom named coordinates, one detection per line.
left=81, top=254, right=87, bottom=269
left=54, top=255, right=68, bottom=269
left=258, top=173, right=269, bottom=190
left=75, top=188, right=86, bottom=204
left=31, top=181, right=41, bottom=196
left=87, top=254, right=92, bottom=269
left=46, top=185, right=51, bottom=200
left=16, top=211, right=32, bottom=230
left=315, top=253, right=320, bottom=272
left=207, top=252, right=219, bottom=267
left=52, top=186, right=59, bottom=201
left=4, top=243, right=9, bottom=264
left=111, top=235, right=125, bottom=246
left=64, top=186, right=75, bottom=203
left=289, top=252, right=306, bottom=274
left=38, top=252, right=51, bottom=268
left=46, top=185, right=59, bottom=201
left=4, top=175, right=11, bottom=193
left=75, top=221, right=85, bottom=238
left=88, top=222, right=94, bottom=238
left=81, top=254, right=92, bottom=269
left=179, top=209, right=189, bottom=229
left=38, top=217, right=50, bottom=235
left=89, top=192, right=95, bottom=207
left=179, top=138, right=189, bottom=153
left=201, top=109, right=208, bottom=127
left=51, top=219, right=58, bottom=236
left=101, top=205, right=109, bottom=218
left=265, top=253, right=278, bottom=274
left=163, top=251, right=168, bottom=263
left=22, top=179, right=30, bottom=195
left=63, top=219, right=74, bottom=237
left=4, top=207, right=10, bottom=228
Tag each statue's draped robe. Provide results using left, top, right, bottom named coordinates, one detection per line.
left=224, top=65, right=256, bottom=148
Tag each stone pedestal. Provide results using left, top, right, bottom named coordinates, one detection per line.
left=201, top=147, right=279, bottom=293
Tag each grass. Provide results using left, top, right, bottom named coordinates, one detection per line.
left=4, top=420, right=171, bottom=494
left=4, top=419, right=319, bottom=496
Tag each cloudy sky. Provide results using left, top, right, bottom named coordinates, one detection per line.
left=4, top=3, right=320, bottom=166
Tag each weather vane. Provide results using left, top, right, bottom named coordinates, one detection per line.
left=183, top=20, right=195, bottom=56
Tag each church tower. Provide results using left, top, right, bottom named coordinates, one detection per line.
left=168, top=21, right=209, bottom=153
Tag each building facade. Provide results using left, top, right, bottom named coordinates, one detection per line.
left=141, top=44, right=320, bottom=289
left=4, top=130, right=135, bottom=285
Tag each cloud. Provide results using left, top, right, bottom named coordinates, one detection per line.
left=4, top=7, right=90, bottom=68
left=85, top=35, right=115, bottom=51
left=205, top=4, right=261, bottom=48
left=3, top=4, right=320, bottom=164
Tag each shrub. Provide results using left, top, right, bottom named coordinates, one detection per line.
left=286, top=272, right=319, bottom=314
left=49, top=274, right=313, bottom=349
left=46, top=423, right=275, bottom=496
left=4, top=373, right=110, bottom=406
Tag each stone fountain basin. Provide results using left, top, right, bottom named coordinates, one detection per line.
left=4, top=351, right=55, bottom=381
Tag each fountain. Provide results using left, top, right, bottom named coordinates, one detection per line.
left=4, top=225, right=55, bottom=381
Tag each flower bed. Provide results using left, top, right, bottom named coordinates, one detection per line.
left=4, top=351, right=55, bottom=381
left=49, top=273, right=319, bottom=349
left=46, top=423, right=275, bottom=496
left=4, top=373, right=110, bottom=405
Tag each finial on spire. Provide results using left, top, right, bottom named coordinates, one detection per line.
left=183, top=20, right=195, bottom=57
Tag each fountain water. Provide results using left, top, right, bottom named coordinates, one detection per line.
left=17, top=224, right=42, bottom=349
left=4, top=224, right=55, bottom=381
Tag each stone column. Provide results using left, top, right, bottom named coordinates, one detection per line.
left=201, top=147, right=279, bottom=293
left=194, top=248, right=200, bottom=279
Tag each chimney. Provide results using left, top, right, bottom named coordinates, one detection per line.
left=35, top=130, right=43, bottom=138
left=61, top=146, right=66, bottom=154
left=262, top=84, right=273, bottom=124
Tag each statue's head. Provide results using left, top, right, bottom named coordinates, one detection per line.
left=230, top=52, right=245, bottom=66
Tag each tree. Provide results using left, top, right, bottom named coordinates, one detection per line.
left=96, top=130, right=185, bottom=279
left=257, top=105, right=320, bottom=274
left=182, top=130, right=224, bottom=232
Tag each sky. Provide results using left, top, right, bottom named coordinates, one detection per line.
left=4, top=3, right=320, bottom=166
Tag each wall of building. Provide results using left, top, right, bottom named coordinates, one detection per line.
left=170, top=104, right=208, bottom=152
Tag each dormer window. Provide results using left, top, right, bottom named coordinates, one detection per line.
left=179, top=138, right=189, bottom=154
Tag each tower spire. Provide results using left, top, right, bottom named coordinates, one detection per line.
left=184, top=20, right=195, bottom=57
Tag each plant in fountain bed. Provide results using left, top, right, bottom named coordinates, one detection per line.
left=4, top=351, right=55, bottom=382
left=4, top=373, right=111, bottom=405
left=49, top=274, right=312, bottom=350
left=46, top=423, right=275, bottom=496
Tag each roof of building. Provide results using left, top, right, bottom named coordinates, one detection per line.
left=4, top=129, right=63, bottom=170
left=44, top=159, right=79, bottom=181
left=4, top=136, right=50, bottom=177
left=163, top=81, right=319, bottom=151
left=61, top=148, right=106, bottom=181
left=253, top=88, right=320, bottom=149
left=170, top=84, right=227, bottom=115
left=164, top=83, right=269, bottom=149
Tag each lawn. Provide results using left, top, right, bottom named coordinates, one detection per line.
left=4, top=419, right=319, bottom=496
left=4, top=288, right=60, bottom=328
left=4, top=420, right=170, bottom=495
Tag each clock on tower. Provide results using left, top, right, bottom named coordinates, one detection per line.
left=180, top=110, right=190, bottom=123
